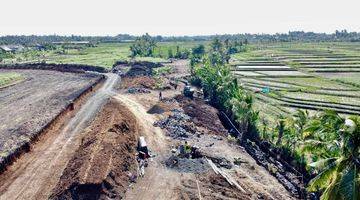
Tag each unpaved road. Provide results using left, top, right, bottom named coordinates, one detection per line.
left=0, top=69, right=102, bottom=165
left=114, top=94, right=183, bottom=200
left=0, top=73, right=119, bottom=200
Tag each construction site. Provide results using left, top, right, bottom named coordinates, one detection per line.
left=0, top=60, right=301, bottom=200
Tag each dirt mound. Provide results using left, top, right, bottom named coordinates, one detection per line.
left=0, top=63, right=107, bottom=73
left=112, top=61, right=163, bottom=77
left=147, top=104, right=165, bottom=114
left=120, top=76, right=156, bottom=90
left=50, top=99, right=139, bottom=200
left=147, top=102, right=174, bottom=114
left=175, top=95, right=228, bottom=136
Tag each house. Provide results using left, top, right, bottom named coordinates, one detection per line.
left=0, top=45, right=24, bottom=53
left=52, top=41, right=90, bottom=45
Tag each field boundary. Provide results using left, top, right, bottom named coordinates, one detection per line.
left=0, top=63, right=108, bottom=73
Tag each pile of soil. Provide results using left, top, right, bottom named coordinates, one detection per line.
left=50, top=99, right=139, bottom=200
left=112, top=61, right=163, bottom=77
left=147, top=102, right=175, bottom=114
left=120, top=76, right=156, bottom=90
left=175, top=95, right=228, bottom=136
left=0, top=63, right=107, bottom=73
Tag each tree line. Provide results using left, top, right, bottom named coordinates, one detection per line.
left=1, top=30, right=360, bottom=45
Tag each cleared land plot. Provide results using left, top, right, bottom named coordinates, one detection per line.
left=0, top=69, right=102, bottom=164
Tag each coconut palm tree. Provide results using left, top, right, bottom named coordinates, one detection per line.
left=302, top=110, right=344, bottom=159
left=307, top=116, right=360, bottom=200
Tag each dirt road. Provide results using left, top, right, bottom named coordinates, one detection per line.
left=114, top=94, right=182, bottom=200
left=0, top=73, right=119, bottom=200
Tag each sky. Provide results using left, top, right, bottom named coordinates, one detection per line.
left=1, top=0, right=359, bottom=36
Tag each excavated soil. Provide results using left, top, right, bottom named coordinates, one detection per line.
left=175, top=95, right=228, bottom=136
left=119, top=76, right=157, bottom=90
left=50, top=99, right=139, bottom=200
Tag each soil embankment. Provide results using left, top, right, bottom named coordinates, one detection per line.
left=0, top=63, right=107, bottom=73
left=50, top=99, right=139, bottom=200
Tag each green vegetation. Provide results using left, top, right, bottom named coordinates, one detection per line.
left=230, top=41, right=360, bottom=199
left=0, top=73, right=23, bottom=87
left=130, top=33, right=157, bottom=57
left=1, top=43, right=131, bottom=69
left=191, top=39, right=256, bottom=135
left=152, top=66, right=174, bottom=76
left=305, top=114, right=360, bottom=200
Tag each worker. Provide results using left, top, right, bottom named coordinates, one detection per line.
left=159, top=91, right=162, bottom=101
left=184, top=141, right=191, bottom=158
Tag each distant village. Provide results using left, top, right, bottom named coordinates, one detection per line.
left=0, top=41, right=92, bottom=53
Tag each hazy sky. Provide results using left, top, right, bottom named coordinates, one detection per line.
left=1, top=0, right=359, bottom=36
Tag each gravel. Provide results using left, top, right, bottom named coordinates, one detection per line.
left=154, top=109, right=197, bottom=138
left=165, top=155, right=210, bottom=173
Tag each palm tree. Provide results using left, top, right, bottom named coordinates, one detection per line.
left=302, top=110, right=344, bottom=159
left=307, top=116, right=360, bottom=200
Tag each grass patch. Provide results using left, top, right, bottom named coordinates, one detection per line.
left=0, top=73, right=23, bottom=87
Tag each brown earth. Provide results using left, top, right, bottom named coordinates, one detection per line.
left=0, top=63, right=107, bottom=73
left=175, top=95, right=228, bottom=136
left=119, top=76, right=157, bottom=90
left=0, top=69, right=102, bottom=170
left=50, top=99, right=139, bottom=200
left=0, top=59, right=296, bottom=199
left=118, top=91, right=294, bottom=200
left=0, top=73, right=118, bottom=200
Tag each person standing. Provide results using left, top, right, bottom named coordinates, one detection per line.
left=159, top=91, right=163, bottom=101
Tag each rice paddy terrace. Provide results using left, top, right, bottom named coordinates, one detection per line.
left=231, top=42, right=360, bottom=123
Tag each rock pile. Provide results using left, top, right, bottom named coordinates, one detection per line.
left=127, top=87, right=151, bottom=94
left=165, top=155, right=209, bottom=173
left=154, top=109, right=197, bottom=138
